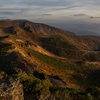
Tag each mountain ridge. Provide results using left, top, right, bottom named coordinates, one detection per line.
left=0, top=20, right=100, bottom=60
left=0, top=20, right=100, bottom=100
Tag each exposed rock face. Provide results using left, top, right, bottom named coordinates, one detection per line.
left=48, top=75, right=66, bottom=87
left=0, top=72, right=24, bottom=100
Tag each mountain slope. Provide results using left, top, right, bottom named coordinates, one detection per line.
left=0, top=20, right=100, bottom=100
left=0, top=20, right=100, bottom=61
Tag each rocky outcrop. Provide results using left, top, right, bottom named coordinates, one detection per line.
left=0, top=71, right=24, bottom=100
left=0, top=70, right=56, bottom=100
left=33, top=71, right=67, bottom=87
left=48, top=75, right=66, bottom=87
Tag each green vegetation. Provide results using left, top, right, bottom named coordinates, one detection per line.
left=27, top=49, right=76, bottom=71
left=70, top=61, right=100, bottom=87
left=50, top=86, right=100, bottom=100
left=12, top=73, right=52, bottom=96
left=0, top=20, right=100, bottom=100
left=39, top=36, right=100, bottom=61
left=12, top=71, right=100, bottom=100
left=28, top=49, right=100, bottom=88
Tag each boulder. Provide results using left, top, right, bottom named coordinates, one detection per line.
left=33, top=71, right=67, bottom=87
left=48, top=75, right=67, bottom=87
left=0, top=72, right=24, bottom=100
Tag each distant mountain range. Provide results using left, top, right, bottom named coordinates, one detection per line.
left=47, top=21, right=100, bottom=36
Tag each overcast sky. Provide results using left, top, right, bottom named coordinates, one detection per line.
left=0, top=0, right=100, bottom=35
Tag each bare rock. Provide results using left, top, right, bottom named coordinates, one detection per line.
left=48, top=75, right=67, bottom=87
left=0, top=72, right=24, bottom=100
left=33, top=71, right=67, bottom=87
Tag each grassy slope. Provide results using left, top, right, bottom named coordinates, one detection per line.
left=38, top=36, right=100, bottom=62
left=1, top=35, right=100, bottom=88
left=39, top=36, right=85, bottom=60
left=27, top=48, right=100, bottom=88
left=1, top=35, right=100, bottom=100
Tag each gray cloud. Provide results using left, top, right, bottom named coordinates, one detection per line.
left=0, top=6, right=42, bottom=11
left=52, top=5, right=85, bottom=11
left=0, top=0, right=100, bottom=17
left=0, top=17, right=7, bottom=19
left=90, top=16, right=100, bottom=19
left=73, top=14, right=86, bottom=16
left=18, top=0, right=100, bottom=7
left=0, top=6, right=43, bottom=15
left=0, top=12, right=16, bottom=15
left=21, top=0, right=73, bottom=6
left=0, top=7, right=28, bottom=11
left=44, top=4, right=86, bottom=13
left=42, top=14, right=52, bottom=16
